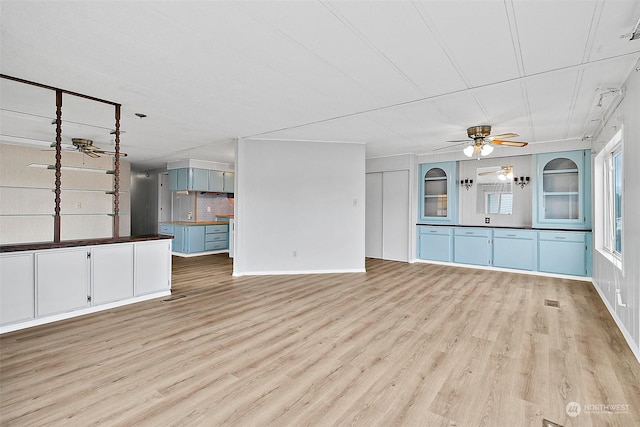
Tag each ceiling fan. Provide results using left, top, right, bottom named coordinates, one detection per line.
left=439, top=125, right=528, bottom=157
left=478, top=165, right=514, bottom=180
left=69, top=138, right=127, bottom=158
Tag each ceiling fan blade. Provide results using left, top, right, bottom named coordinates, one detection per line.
left=491, top=139, right=528, bottom=147
left=93, top=149, right=128, bottom=157
left=488, top=132, right=518, bottom=140
left=433, top=142, right=469, bottom=151
left=445, top=139, right=471, bottom=143
left=478, top=171, right=500, bottom=176
left=83, top=151, right=100, bottom=158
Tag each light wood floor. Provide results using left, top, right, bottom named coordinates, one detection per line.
left=1, top=256, right=639, bottom=426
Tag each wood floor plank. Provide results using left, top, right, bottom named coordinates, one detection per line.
left=1, top=255, right=639, bottom=426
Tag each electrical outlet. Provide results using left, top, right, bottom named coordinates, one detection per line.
left=485, top=217, right=490, bottom=224
left=207, top=206, right=211, bottom=212
left=75, top=202, right=81, bottom=209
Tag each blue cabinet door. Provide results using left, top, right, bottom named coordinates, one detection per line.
left=493, top=229, right=537, bottom=271
left=172, top=226, right=185, bottom=252
left=453, top=228, right=491, bottom=266
left=208, top=171, right=224, bottom=192
left=533, top=150, right=591, bottom=229
left=538, top=231, right=589, bottom=276
left=223, top=172, right=234, bottom=193
left=176, top=168, right=189, bottom=191
left=168, top=169, right=179, bottom=191
left=190, top=168, right=209, bottom=191
left=418, top=162, right=458, bottom=224
left=185, top=226, right=205, bottom=253
left=417, top=226, right=453, bottom=262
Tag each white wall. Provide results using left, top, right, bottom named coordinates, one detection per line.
left=233, top=138, right=365, bottom=275
left=591, top=65, right=640, bottom=362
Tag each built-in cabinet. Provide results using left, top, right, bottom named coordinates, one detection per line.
left=417, top=225, right=591, bottom=277
left=0, top=238, right=172, bottom=330
left=533, top=150, right=591, bottom=229
left=418, top=162, right=458, bottom=224
left=160, top=223, right=229, bottom=255
left=168, top=167, right=234, bottom=193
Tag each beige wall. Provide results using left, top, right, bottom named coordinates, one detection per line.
left=0, top=143, right=130, bottom=244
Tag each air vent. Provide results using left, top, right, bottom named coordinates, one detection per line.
left=161, top=295, right=186, bottom=302
left=544, top=299, right=560, bottom=308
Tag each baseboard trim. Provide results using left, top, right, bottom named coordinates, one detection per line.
left=591, top=279, right=640, bottom=364
left=0, top=290, right=171, bottom=334
left=412, top=258, right=592, bottom=282
left=232, top=268, right=366, bottom=277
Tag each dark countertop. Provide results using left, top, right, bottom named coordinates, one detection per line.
left=416, top=224, right=592, bottom=232
left=0, top=234, right=173, bottom=253
left=161, top=221, right=229, bottom=226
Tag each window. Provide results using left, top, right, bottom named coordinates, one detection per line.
left=486, top=192, right=513, bottom=214
left=604, top=130, right=623, bottom=258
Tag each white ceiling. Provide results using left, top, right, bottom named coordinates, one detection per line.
left=1, top=0, right=639, bottom=170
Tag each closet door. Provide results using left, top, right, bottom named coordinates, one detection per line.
left=365, top=172, right=383, bottom=258
left=382, top=170, right=409, bottom=262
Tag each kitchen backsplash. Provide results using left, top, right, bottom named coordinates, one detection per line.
left=196, top=193, right=234, bottom=221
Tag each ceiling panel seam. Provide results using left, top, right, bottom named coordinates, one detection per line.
left=583, top=0, right=605, bottom=63
left=320, top=0, right=426, bottom=96
left=564, top=69, right=585, bottom=139
left=411, top=1, right=471, bottom=89
left=519, top=81, right=535, bottom=142
left=504, top=0, right=526, bottom=77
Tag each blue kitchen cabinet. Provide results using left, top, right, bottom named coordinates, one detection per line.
left=453, top=228, right=492, bottom=266
left=538, top=231, right=591, bottom=276
left=417, top=226, right=453, bottom=262
left=493, top=229, right=537, bottom=271
left=533, top=150, right=591, bottom=229
left=418, top=162, right=458, bottom=224
left=208, top=171, right=225, bottom=192
left=171, top=225, right=205, bottom=253
left=191, top=168, right=209, bottom=192
left=205, top=224, right=229, bottom=251
left=223, top=172, right=234, bottom=193
left=159, top=224, right=174, bottom=236
left=168, top=168, right=188, bottom=191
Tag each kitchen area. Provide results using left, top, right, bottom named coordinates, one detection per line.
left=157, top=161, right=235, bottom=258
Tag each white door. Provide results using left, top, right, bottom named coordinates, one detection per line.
left=159, top=173, right=171, bottom=223
left=365, top=173, right=383, bottom=258
left=382, top=170, right=409, bottom=262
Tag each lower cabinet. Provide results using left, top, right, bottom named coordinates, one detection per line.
left=453, top=228, right=492, bottom=266
left=417, top=226, right=453, bottom=262
left=92, top=244, right=134, bottom=305
left=493, top=229, right=537, bottom=271
left=416, top=226, right=591, bottom=277
left=0, top=238, right=172, bottom=330
left=170, top=224, right=229, bottom=254
left=538, top=231, right=591, bottom=276
left=36, top=248, right=90, bottom=317
left=0, top=253, right=35, bottom=325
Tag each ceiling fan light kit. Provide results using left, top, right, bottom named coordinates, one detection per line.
left=457, top=125, right=528, bottom=158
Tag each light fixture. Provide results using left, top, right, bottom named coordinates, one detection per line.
left=463, top=145, right=475, bottom=157
left=460, top=179, right=473, bottom=190
left=480, top=144, right=493, bottom=156
left=514, top=176, right=530, bottom=188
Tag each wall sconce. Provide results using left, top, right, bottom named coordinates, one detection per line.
left=460, top=179, right=473, bottom=190
left=513, top=176, right=530, bottom=188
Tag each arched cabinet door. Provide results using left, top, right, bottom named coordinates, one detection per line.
left=533, top=150, right=591, bottom=229
left=418, top=161, right=458, bottom=224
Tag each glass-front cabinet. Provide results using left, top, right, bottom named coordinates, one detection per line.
left=533, top=150, right=591, bottom=229
left=418, top=162, right=458, bottom=224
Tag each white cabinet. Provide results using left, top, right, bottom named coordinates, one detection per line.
left=134, top=240, right=171, bottom=296
left=0, top=253, right=34, bottom=325
left=92, top=244, right=134, bottom=305
left=36, top=248, right=90, bottom=317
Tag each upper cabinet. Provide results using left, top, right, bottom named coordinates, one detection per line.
left=533, top=150, right=591, bottom=229
left=418, top=162, right=458, bottom=224
left=169, top=168, right=234, bottom=193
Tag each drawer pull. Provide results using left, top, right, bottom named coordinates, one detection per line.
left=465, top=232, right=474, bottom=235
left=555, top=236, right=566, bottom=240
left=506, top=234, right=517, bottom=237
left=430, top=230, right=438, bottom=233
